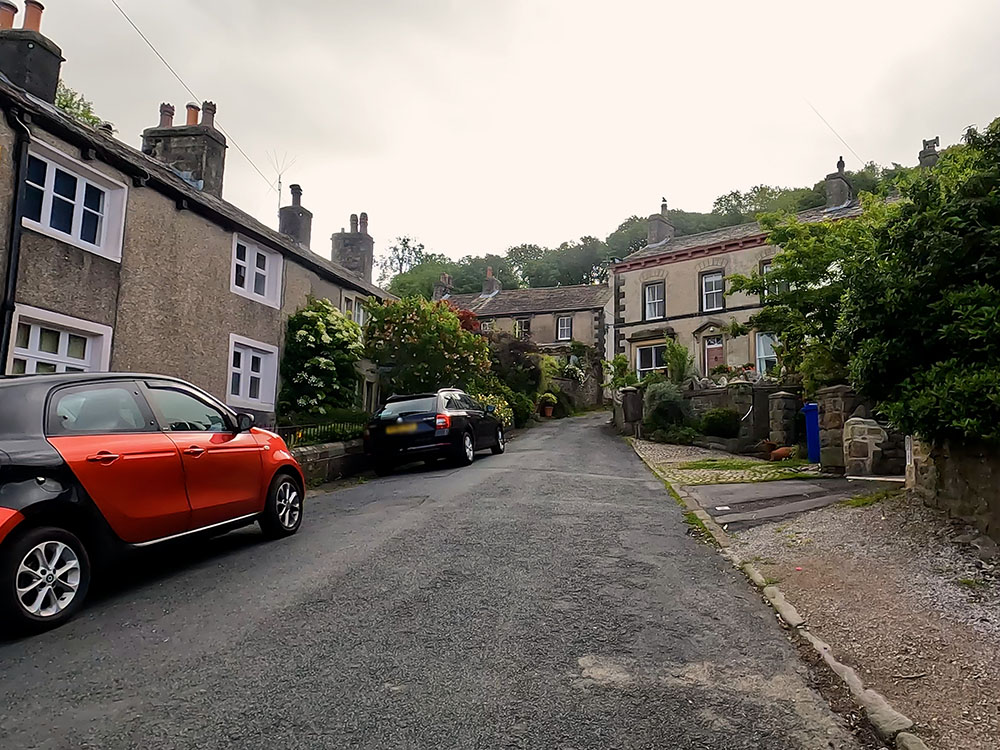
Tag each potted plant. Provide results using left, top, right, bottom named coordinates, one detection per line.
left=539, top=392, right=557, bottom=418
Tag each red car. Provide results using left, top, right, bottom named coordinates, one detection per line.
left=0, top=373, right=305, bottom=634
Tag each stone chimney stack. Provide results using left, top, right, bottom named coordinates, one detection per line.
left=0, top=1, right=65, bottom=104
left=432, top=272, right=454, bottom=301
left=824, top=156, right=853, bottom=208
left=646, top=198, right=675, bottom=246
left=482, top=266, right=502, bottom=296
left=142, top=100, right=228, bottom=197
left=279, top=184, right=313, bottom=248
left=331, top=212, right=375, bottom=283
left=918, top=137, right=940, bottom=168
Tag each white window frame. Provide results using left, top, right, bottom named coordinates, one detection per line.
left=6, top=304, right=113, bottom=375
left=702, top=271, right=725, bottom=312
left=227, top=334, right=279, bottom=412
left=636, top=344, right=667, bottom=378
left=480, top=319, right=493, bottom=332
left=231, top=235, right=283, bottom=309
left=556, top=315, right=573, bottom=341
left=703, top=335, right=724, bottom=373
left=644, top=281, right=665, bottom=320
left=756, top=332, right=778, bottom=374
left=513, top=318, right=531, bottom=339
left=22, top=140, right=128, bottom=262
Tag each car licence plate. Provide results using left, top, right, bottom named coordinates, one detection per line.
left=385, top=423, right=417, bottom=435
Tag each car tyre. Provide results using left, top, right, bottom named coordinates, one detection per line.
left=0, top=526, right=91, bottom=636
left=454, top=430, right=475, bottom=466
left=491, top=426, right=506, bottom=455
left=259, top=473, right=304, bottom=539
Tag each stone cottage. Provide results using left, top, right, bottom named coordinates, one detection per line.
left=0, top=3, right=391, bottom=422
left=610, top=163, right=863, bottom=379
left=445, top=269, right=611, bottom=351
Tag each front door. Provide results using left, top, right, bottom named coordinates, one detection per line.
left=46, top=382, right=191, bottom=543
left=143, top=382, right=265, bottom=529
left=704, top=335, right=725, bottom=374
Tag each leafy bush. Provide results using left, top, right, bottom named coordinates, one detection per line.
left=661, top=338, right=696, bottom=385
left=471, top=392, right=514, bottom=428
left=365, top=297, right=491, bottom=395
left=643, top=382, right=690, bottom=431
left=551, top=388, right=575, bottom=418
left=563, top=362, right=586, bottom=384
left=699, top=407, right=742, bottom=438
left=539, top=392, right=558, bottom=406
left=278, top=297, right=365, bottom=419
left=508, top=391, right=536, bottom=427
left=487, top=332, right=543, bottom=396
left=603, top=354, right=638, bottom=389
left=538, top=355, right=563, bottom=393
left=650, top=425, right=697, bottom=445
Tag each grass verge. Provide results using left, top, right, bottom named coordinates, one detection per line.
left=840, top=488, right=903, bottom=508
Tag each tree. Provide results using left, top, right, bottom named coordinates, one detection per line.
left=507, top=243, right=547, bottom=285
left=364, top=297, right=491, bottom=394
left=386, top=255, right=454, bottom=298
left=377, top=237, right=428, bottom=286
left=448, top=254, right=519, bottom=293
left=605, top=216, right=647, bottom=259
left=278, top=297, right=365, bottom=419
left=839, top=122, right=1000, bottom=443
left=55, top=80, right=104, bottom=128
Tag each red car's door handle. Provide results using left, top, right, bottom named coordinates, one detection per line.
left=182, top=446, right=206, bottom=457
left=86, top=451, right=121, bottom=464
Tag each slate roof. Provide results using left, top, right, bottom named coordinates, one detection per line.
left=447, top=284, right=611, bottom=317
left=0, top=74, right=390, bottom=299
left=624, top=201, right=865, bottom=262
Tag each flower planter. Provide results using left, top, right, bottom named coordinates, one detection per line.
left=542, top=405, right=554, bottom=418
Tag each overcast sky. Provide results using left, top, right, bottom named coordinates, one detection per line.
left=41, top=0, right=1000, bottom=263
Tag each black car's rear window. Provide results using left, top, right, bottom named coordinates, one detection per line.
left=379, top=397, right=438, bottom=417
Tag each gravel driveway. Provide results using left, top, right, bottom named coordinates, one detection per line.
left=0, top=413, right=866, bottom=749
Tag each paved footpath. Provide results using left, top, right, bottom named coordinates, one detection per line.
left=0, top=414, right=862, bottom=749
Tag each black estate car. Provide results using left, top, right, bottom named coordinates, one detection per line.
left=365, top=389, right=505, bottom=474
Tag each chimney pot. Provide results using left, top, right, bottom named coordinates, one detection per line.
left=359, top=211, right=369, bottom=235
left=918, top=136, right=940, bottom=168
left=98, top=122, right=114, bottom=136
left=279, top=184, right=312, bottom=248
left=482, top=266, right=502, bottom=296
left=158, top=102, right=175, bottom=128
left=22, top=0, right=43, bottom=33
left=185, top=103, right=200, bottom=126
left=824, top=157, right=853, bottom=208
left=289, top=184, right=302, bottom=206
left=0, top=2, right=17, bottom=30
left=201, top=101, right=217, bottom=128
left=350, top=214, right=359, bottom=233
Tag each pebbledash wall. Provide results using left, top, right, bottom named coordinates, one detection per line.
left=0, top=5, right=391, bottom=423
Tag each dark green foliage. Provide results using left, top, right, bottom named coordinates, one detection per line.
left=839, top=121, right=1000, bottom=442
left=508, top=391, right=536, bottom=428
left=604, top=354, right=638, bottom=388
left=551, top=388, right=575, bottom=419
left=55, top=80, right=104, bottom=128
left=643, top=382, right=691, bottom=431
left=651, top=425, right=697, bottom=445
left=488, top=332, right=543, bottom=395
left=699, top=408, right=742, bottom=439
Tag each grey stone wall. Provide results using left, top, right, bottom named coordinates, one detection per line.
left=769, top=391, right=800, bottom=446
left=685, top=382, right=780, bottom=444
left=291, top=439, right=368, bottom=486
left=908, top=438, right=1000, bottom=543
left=816, top=385, right=865, bottom=473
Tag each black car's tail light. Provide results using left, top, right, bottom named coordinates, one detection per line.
left=435, top=414, right=451, bottom=430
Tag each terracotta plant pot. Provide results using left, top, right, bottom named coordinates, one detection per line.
left=542, top=405, right=554, bottom=418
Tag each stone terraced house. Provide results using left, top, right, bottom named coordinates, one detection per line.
left=0, top=3, right=391, bottom=422
left=445, top=269, right=612, bottom=352
left=610, top=164, right=867, bottom=379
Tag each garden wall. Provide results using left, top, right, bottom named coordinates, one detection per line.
left=908, top=438, right=1000, bottom=543
left=684, top=382, right=782, bottom=449
left=291, top=439, right=368, bottom=486
left=817, top=385, right=905, bottom=475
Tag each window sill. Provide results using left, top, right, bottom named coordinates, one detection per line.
left=230, top=284, right=281, bottom=310
left=22, top=220, right=122, bottom=263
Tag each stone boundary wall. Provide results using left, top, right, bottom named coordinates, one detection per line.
left=684, top=382, right=783, bottom=445
left=291, top=438, right=368, bottom=485
left=768, top=390, right=802, bottom=447
left=907, top=438, right=1000, bottom=543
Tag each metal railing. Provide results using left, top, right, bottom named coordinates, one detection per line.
left=274, top=420, right=368, bottom=448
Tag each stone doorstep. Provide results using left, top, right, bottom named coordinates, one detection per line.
left=628, top=441, right=932, bottom=749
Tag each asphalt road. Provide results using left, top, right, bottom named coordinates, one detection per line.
left=0, top=414, right=861, bottom=749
